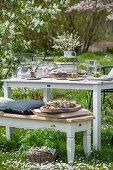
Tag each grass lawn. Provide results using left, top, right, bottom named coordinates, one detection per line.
left=78, top=52, right=113, bottom=66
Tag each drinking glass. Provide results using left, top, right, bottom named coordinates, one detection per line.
left=31, top=61, right=37, bottom=71
left=17, top=66, right=30, bottom=78
left=86, top=60, right=97, bottom=76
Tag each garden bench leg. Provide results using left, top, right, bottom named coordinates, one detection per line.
left=67, top=130, right=75, bottom=164
left=83, top=121, right=91, bottom=155
left=6, top=126, right=13, bottom=140
left=43, top=88, right=50, bottom=102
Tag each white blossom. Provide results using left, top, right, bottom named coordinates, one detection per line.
left=53, top=32, right=82, bottom=51
left=107, top=13, right=113, bottom=20
left=9, top=24, right=15, bottom=30
left=5, top=21, right=9, bottom=27
left=67, top=0, right=113, bottom=13
left=40, top=21, right=43, bottom=26
left=21, top=9, right=25, bottom=14
left=10, top=13, right=15, bottom=18
left=10, top=29, right=15, bottom=35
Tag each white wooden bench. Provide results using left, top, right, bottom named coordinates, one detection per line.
left=0, top=111, right=95, bottom=164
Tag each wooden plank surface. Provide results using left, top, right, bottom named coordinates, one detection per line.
left=0, top=111, right=95, bottom=123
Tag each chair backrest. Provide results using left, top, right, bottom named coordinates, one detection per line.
left=106, top=68, right=113, bottom=77
left=99, top=66, right=113, bottom=75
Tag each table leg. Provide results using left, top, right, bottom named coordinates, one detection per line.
left=43, top=88, right=50, bottom=102
left=4, top=82, right=11, bottom=98
left=93, top=85, right=101, bottom=150
left=6, top=126, right=13, bottom=140
left=83, top=121, right=91, bottom=155
left=67, top=131, right=75, bottom=164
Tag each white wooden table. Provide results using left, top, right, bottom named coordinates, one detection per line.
left=2, top=78, right=113, bottom=151
left=0, top=111, right=94, bottom=164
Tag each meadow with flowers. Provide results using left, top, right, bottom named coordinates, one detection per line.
left=0, top=86, right=113, bottom=169
left=0, top=0, right=113, bottom=169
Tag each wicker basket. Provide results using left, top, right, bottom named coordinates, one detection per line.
left=25, top=150, right=57, bottom=163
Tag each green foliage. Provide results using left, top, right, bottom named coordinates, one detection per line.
left=11, top=88, right=43, bottom=100
left=78, top=52, right=113, bottom=69
left=0, top=127, right=27, bottom=152
left=93, top=72, right=102, bottom=78
left=79, top=52, right=96, bottom=61
left=48, top=50, right=63, bottom=56
left=94, top=51, right=106, bottom=56
left=50, top=89, right=91, bottom=109
left=19, top=127, right=67, bottom=161
left=54, top=56, right=78, bottom=63
left=99, top=54, right=113, bottom=66
left=106, top=47, right=113, bottom=54
left=102, top=115, right=113, bottom=125
left=0, top=138, right=20, bottom=153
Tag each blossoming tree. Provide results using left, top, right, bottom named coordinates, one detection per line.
left=67, top=0, right=113, bottom=52
left=0, top=0, right=69, bottom=81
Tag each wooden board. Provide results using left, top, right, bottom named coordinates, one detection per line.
left=0, top=111, right=95, bottom=123
left=31, top=109, right=90, bottom=119
left=40, top=104, right=81, bottom=114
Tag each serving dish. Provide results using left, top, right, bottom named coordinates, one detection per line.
left=40, top=104, right=81, bottom=114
